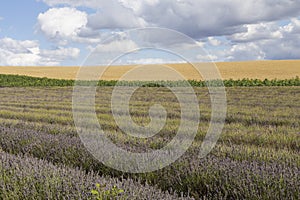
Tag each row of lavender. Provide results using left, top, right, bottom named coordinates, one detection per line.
left=0, top=125, right=298, bottom=199
left=0, top=150, right=185, bottom=199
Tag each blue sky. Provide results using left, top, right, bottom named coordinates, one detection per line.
left=0, top=0, right=300, bottom=66
left=0, top=1, right=46, bottom=39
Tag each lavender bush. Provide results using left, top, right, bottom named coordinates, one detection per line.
left=0, top=151, right=188, bottom=199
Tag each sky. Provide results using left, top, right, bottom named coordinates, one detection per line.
left=0, top=0, right=300, bottom=66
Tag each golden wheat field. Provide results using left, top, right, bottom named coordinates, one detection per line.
left=0, top=60, right=299, bottom=80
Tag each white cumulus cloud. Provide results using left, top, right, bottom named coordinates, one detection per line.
left=94, top=38, right=138, bottom=53
left=0, top=37, right=80, bottom=66
left=220, top=18, right=300, bottom=61
left=37, top=7, right=88, bottom=44
left=229, top=22, right=283, bottom=43
left=87, top=1, right=146, bottom=30
left=35, top=0, right=300, bottom=62
left=123, top=58, right=184, bottom=65
left=39, top=0, right=300, bottom=38
left=0, top=38, right=39, bottom=54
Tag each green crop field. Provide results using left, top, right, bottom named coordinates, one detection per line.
left=0, top=78, right=299, bottom=199
left=0, top=74, right=300, bottom=87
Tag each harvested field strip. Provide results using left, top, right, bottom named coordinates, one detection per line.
left=0, top=116, right=297, bottom=152
left=0, top=125, right=298, bottom=169
left=0, top=104, right=287, bottom=120
left=0, top=108, right=298, bottom=131
left=0, top=122, right=300, bottom=165
left=0, top=115, right=298, bottom=162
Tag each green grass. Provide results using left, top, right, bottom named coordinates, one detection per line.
left=1, top=74, right=299, bottom=87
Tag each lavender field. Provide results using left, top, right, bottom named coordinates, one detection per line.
left=0, top=86, right=299, bottom=199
